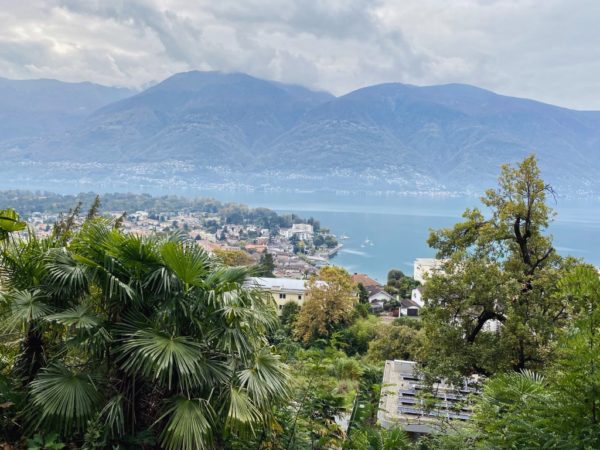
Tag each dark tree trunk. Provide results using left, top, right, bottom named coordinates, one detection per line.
left=13, top=325, right=45, bottom=384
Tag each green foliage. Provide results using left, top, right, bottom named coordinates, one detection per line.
left=356, top=282, right=369, bottom=304
left=367, top=323, right=424, bottom=363
left=0, top=220, right=290, bottom=449
left=257, top=251, right=275, bottom=277
left=423, top=155, right=573, bottom=378
left=29, top=364, right=101, bottom=434
left=26, top=433, right=66, bottom=450
left=280, top=301, right=300, bottom=330
left=294, top=266, right=356, bottom=344
left=385, top=269, right=419, bottom=299
left=427, top=265, right=600, bottom=449
left=0, top=208, right=26, bottom=241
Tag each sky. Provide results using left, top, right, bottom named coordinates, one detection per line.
left=1, top=0, right=600, bottom=109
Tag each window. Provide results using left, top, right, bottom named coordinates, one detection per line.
left=279, top=305, right=283, bottom=310
left=298, top=295, right=302, bottom=300
left=279, top=293, right=286, bottom=299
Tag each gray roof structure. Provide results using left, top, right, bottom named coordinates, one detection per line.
left=378, top=360, right=479, bottom=434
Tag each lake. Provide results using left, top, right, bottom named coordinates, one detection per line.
left=159, top=190, right=600, bottom=283
left=6, top=179, right=600, bottom=283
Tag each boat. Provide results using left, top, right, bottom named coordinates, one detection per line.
left=339, top=234, right=350, bottom=240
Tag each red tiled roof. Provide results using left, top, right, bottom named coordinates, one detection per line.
left=351, top=273, right=381, bottom=288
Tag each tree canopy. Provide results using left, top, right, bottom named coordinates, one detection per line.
left=422, top=155, right=575, bottom=377
left=0, top=218, right=289, bottom=449
left=294, top=266, right=356, bottom=344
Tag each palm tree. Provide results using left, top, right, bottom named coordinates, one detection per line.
left=1, top=219, right=290, bottom=449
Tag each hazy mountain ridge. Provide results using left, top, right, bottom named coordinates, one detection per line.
left=3, top=71, right=600, bottom=194
left=0, top=77, right=134, bottom=144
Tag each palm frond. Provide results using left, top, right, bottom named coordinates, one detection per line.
left=46, top=305, right=101, bottom=330
left=238, top=348, right=290, bottom=409
left=158, top=396, right=214, bottom=450
left=160, top=241, right=210, bottom=288
left=3, top=289, right=53, bottom=331
left=116, top=327, right=227, bottom=392
left=226, top=387, right=261, bottom=435
left=44, top=248, right=90, bottom=297
left=29, top=364, right=100, bottom=433
left=100, top=394, right=126, bottom=438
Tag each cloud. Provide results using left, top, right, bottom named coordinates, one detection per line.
left=0, top=0, right=599, bottom=109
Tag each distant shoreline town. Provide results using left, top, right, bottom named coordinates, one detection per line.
left=3, top=190, right=341, bottom=279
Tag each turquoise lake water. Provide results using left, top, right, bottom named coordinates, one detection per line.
left=5, top=180, right=599, bottom=283
left=171, top=190, right=600, bottom=283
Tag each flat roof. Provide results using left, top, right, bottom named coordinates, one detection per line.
left=246, top=277, right=308, bottom=291
left=378, top=360, right=478, bottom=433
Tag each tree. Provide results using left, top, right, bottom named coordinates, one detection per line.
left=384, top=269, right=419, bottom=299
left=422, top=156, right=574, bottom=377
left=294, top=267, right=356, bottom=344
left=280, top=301, right=301, bottom=330
left=422, top=267, right=600, bottom=449
left=367, top=323, right=424, bottom=363
left=550, top=265, right=600, bottom=439
left=0, top=220, right=290, bottom=449
left=213, top=248, right=254, bottom=266
left=356, top=283, right=369, bottom=304
left=257, top=252, right=275, bottom=277
left=85, top=195, right=101, bottom=221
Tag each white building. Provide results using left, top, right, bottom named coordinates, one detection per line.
left=413, top=258, right=444, bottom=284
left=368, top=289, right=393, bottom=311
left=411, top=287, right=424, bottom=307
left=283, top=223, right=314, bottom=241
left=245, top=277, right=319, bottom=314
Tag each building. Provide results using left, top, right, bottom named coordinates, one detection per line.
left=411, top=286, right=424, bottom=307
left=351, top=273, right=382, bottom=290
left=399, top=298, right=421, bottom=317
left=368, top=289, right=393, bottom=311
left=378, top=360, right=479, bottom=434
left=245, top=277, right=311, bottom=313
left=413, top=258, right=444, bottom=284
left=283, top=223, right=314, bottom=241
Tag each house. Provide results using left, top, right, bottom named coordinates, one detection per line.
left=351, top=273, right=381, bottom=290
left=413, top=258, right=444, bottom=284
left=400, top=298, right=421, bottom=317
left=378, top=360, right=479, bottom=434
left=368, top=289, right=393, bottom=311
left=245, top=277, right=311, bottom=314
left=411, top=287, right=424, bottom=307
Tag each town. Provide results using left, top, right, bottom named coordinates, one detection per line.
left=23, top=203, right=342, bottom=279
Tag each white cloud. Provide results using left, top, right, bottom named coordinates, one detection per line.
left=0, top=0, right=599, bottom=109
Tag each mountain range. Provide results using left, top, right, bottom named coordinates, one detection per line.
left=3, top=71, right=600, bottom=195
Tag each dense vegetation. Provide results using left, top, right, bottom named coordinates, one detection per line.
left=0, top=210, right=291, bottom=449
left=3, top=155, right=600, bottom=449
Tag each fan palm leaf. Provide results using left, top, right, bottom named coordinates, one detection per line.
left=29, top=364, right=101, bottom=433
left=238, top=348, right=290, bottom=409
left=3, top=289, right=53, bottom=331
left=116, top=327, right=228, bottom=392
left=160, top=241, right=210, bottom=289
left=45, top=305, right=101, bottom=330
left=226, top=387, right=261, bottom=434
left=158, top=396, right=215, bottom=450
left=44, top=248, right=90, bottom=298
